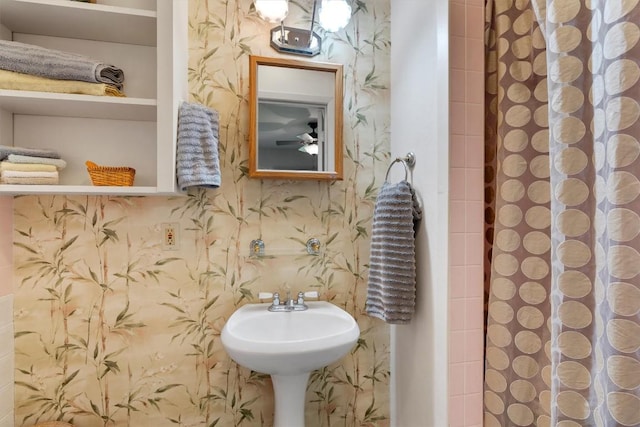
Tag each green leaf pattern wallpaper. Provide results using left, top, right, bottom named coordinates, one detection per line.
left=12, top=1, right=391, bottom=426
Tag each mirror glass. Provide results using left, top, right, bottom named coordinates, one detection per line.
left=249, top=55, right=343, bottom=180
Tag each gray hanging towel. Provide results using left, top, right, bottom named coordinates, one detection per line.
left=0, top=40, right=124, bottom=90
left=366, top=180, right=422, bottom=324
left=176, top=102, right=221, bottom=191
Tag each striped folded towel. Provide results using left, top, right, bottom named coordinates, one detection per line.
left=0, top=161, right=57, bottom=172
left=0, top=40, right=124, bottom=90
left=0, top=170, right=59, bottom=185
left=0, top=69, right=124, bottom=97
left=0, top=145, right=59, bottom=161
left=8, top=154, right=67, bottom=169
left=365, top=180, right=422, bottom=324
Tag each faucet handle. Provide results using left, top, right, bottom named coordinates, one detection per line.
left=296, top=291, right=319, bottom=303
left=294, top=291, right=318, bottom=309
left=258, top=292, right=282, bottom=305
left=258, top=292, right=273, bottom=300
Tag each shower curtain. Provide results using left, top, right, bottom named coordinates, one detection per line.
left=484, top=1, right=640, bottom=426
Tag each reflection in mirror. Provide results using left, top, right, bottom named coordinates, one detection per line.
left=249, top=55, right=343, bottom=180
left=258, top=101, right=326, bottom=171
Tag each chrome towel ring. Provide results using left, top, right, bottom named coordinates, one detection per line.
left=385, top=152, right=416, bottom=182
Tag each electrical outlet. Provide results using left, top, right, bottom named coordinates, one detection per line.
left=162, top=222, right=179, bottom=250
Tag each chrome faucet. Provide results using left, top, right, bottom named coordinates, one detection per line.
left=258, top=291, right=319, bottom=311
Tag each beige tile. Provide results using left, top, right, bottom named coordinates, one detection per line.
left=450, top=167, right=467, bottom=200
left=0, top=383, right=12, bottom=423
left=451, top=69, right=466, bottom=103
left=0, top=413, right=13, bottom=427
left=450, top=265, right=467, bottom=299
left=466, top=70, right=485, bottom=104
left=0, top=354, right=12, bottom=388
left=466, top=201, right=484, bottom=233
left=464, top=392, right=484, bottom=425
left=450, top=35, right=467, bottom=70
left=466, top=37, right=484, bottom=72
left=450, top=101, right=466, bottom=135
left=450, top=201, right=467, bottom=233
left=465, top=265, right=485, bottom=298
left=449, top=395, right=466, bottom=427
left=465, top=232, right=484, bottom=266
left=465, top=135, right=484, bottom=168
left=465, top=168, right=484, bottom=201
left=465, top=5, right=484, bottom=40
left=0, top=296, right=11, bottom=327
left=450, top=134, right=466, bottom=168
left=464, top=329, right=485, bottom=362
left=450, top=2, right=467, bottom=37
left=464, top=297, right=484, bottom=330
left=449, top=364, right=465, bottom=396
left=449, top=233, right=466, bottom=266
left=464, top=361, right=484, bottom=394
left=0, top=325, right=13, bottom=361
left=450, top=299, right=466, bottom=331
left=450, top=331, right=466, bottom=364
left=466, top=103, right=484, bottom=136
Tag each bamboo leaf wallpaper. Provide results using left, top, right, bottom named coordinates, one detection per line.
left=12, top=1, right=391, bottom=426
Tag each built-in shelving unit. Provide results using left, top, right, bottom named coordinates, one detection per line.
left=0, top=0, right=188, bottom=195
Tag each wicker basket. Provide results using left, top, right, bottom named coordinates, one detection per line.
left=86, top=161, right=135, bottom=186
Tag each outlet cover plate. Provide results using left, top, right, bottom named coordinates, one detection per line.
left=162, top=222, right=180, bottom=251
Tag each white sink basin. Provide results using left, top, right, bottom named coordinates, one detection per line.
left=221, top=301, right=360, bottom=375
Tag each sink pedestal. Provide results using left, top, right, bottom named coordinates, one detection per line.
left=271, top=373, right=310, bottom=427
left=221, top=301, right=360, bottom=427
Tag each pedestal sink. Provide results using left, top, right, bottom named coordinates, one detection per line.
left=221, top=301, right=360, bottom=427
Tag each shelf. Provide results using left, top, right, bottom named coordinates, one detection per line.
left=0, top=90, right=156, bottom=120
left=0, top=0, right=157, bottom=46
left=0, top=0, right=188, bottom=195
left=5, top=184, right=160, bottom=195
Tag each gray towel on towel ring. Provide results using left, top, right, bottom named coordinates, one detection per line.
left=176, top=102, right=221, bottom=191
left=366, top=180, right=422, bottom=324
left=0, top=40, right=124, bottom=90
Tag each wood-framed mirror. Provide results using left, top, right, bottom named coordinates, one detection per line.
left=249, top=55, right=343, bottom=180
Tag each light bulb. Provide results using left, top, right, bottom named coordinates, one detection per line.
left=318, top=0, right=351, bottom=32
left=255, top=0, right=289, bottom=23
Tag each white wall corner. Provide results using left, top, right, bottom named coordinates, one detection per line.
left=390, top=0, right=449, bottom=426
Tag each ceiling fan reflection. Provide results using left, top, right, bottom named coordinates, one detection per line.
left=275, top=121, right=318, bottom=148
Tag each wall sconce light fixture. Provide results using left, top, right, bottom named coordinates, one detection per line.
left=318, top=0, right=352, bottom=32
left=255, top=0, right=289, bottom=23
left=255, top=0, right=352, bottom=57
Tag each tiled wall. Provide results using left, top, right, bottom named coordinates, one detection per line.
left=0, top=197, right=12, bottom=296
left=448, top=0, right=485, bottom=426
left=0, top=295, right=13, bottom=427
left=0, top=196, right=13, bottom=427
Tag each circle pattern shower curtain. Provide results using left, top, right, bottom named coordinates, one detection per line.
left=484, top=0, right=640, bottom=425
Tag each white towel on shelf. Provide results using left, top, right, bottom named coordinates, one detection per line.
left=365, top=180, right=422, bottom=324
left=176, top=102, right=221, bottom=191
